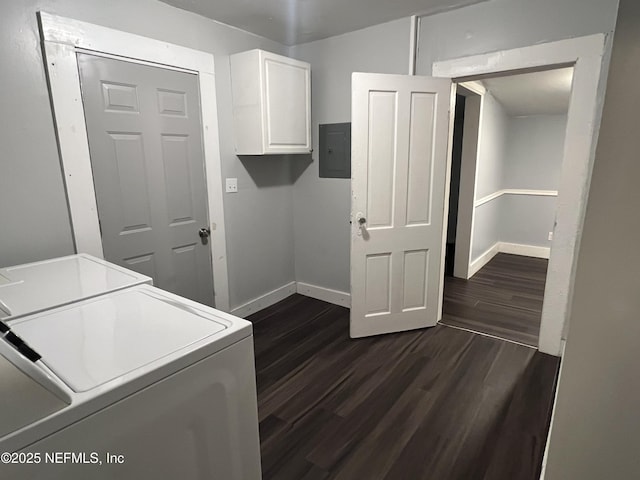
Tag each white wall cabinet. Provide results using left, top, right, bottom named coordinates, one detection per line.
left=230, top=49, right=311, bottom=155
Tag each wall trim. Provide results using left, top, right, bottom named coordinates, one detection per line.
left=470, top=242, right=550, bottom=278
left=453, top=94, right=482, bottom=280
left=38, top=12, right=231, bottom=312
left=469, top=243, right=500, bottom=277
left=499, top=242, right=550, bottom=259
left=459, top=80, right=486, bottom=96
left=475, top=189, right=559, bottom=208
left=296, top=282, right=351, bottom=308
left=230, top=281, right=351, bottom=318
left=39, top=12, right=214, bottom=73
left=231, top=282, right=297, bottom=318
left=475, top=190, right=503, bottom=207
left=433, top=33, right=608, bottom=356
left=538, top=338, right=567, bottom=480
left=232, top=243, right=547, bottom=319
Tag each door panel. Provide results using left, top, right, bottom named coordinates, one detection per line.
left=264, top=56, right=309, bottom=149
left=351, top=73, right=452, bottom=338
left=407, top=93, right=436, bottom=226
left=162, top=135, right=195, bottom=225
left=102, top=82, right=139, bottom=112
left=366, top=91, right=397, bottom=229
left=158, top=89, right=188, bottom=116
left=123, top=253, right=157, bottom=280
left=365, top=253, right=392, bottom=315
left=402, top=249, right=429, bottom=311
left=110, top=133, right=152, bottom=233
left=78, top=54, right=214, bottom=306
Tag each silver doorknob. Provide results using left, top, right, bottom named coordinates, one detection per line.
left=199, top=227, right=211, bottom=238
left=358, top=217, right=367, bottom=225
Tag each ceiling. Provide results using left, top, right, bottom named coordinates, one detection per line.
left=159, top=0, right=490, bottom=46
left=479, top=67, right=575, bottom=117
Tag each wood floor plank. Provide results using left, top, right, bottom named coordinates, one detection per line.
left=382, top=336, right=508, bottom=480
left=328, top=383, right=436, bottom=480
left=441, top=253, right=548, bottom=346
left=260, top=408, right=338, bottom=479
left=248, top=256, right=559, bottom=480
left=305, top=353, right=426, bottom=470
left=481, top=353, right=559, bottom=480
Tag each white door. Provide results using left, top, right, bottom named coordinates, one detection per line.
left=350, top=73, right=452, bottom=338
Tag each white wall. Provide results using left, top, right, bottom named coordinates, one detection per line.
left=470, top=108, right=568, bottom=264
left=0, top=0, right=295, bottom=310
left=418, top=0, right=617, bottom=272
left=2, top=0, right=619, bottom=310
left=499, top=195, right=557, bottom=247
left=287, top=0, right=618, bottom=295
left=504, top=115, right=567, bottom=190
left=544, top=0, right=639, bottom=476
left=498, top=114, right=568, bottom=250
left=417, top=0, right=619, bottom=75
left=289, top=18, right=411, bottom=293
left=470, top=92, right=508, bottom=262
left=475, top=93, right=509, bottom=200
left=471, top=199, right=502, bottom=261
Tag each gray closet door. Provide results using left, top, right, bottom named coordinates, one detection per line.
left=78, top=53, right=215, bottom=306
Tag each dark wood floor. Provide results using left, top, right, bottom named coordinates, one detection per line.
left=442, top=253, right=548, bottom=346
left=249, top=293, right=559, bottom=480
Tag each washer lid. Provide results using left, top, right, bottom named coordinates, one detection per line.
left=0, top=254, right=151, bottom=320
left=10, top=289, right=227, bottom=393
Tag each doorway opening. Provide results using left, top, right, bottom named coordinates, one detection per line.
left=442, top=67, right=574, bottom=347
left=444, top=93, right=466, bottom=277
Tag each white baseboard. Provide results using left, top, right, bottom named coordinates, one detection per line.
left=499, top=242, right=550, bottom=259
left=469, top=243, right=500, bottom=277
left=296, top=282, right=351, bottom=308
left=231, top=243, right=549, bottom=319
left=231, top=281, right=296, bottom=318
left=230, top=280, right=351, bottom=318
left=469, top=242, right=551, bottom=278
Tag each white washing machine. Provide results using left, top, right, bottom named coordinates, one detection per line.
left=0, top=284, right=262, bottom=479
left=0, top=254, right=152, bottom=322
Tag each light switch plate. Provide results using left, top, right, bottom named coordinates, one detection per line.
left=226, top=178, right=238, bottom=193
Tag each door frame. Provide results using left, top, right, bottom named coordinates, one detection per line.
left=432, top=34, right=608, bottom=356
left=38, top=12, right=230, bottom=312
left=451, top=83, right=483, bottom=280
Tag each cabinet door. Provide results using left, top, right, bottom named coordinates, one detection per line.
left=262, top=52, right=311, bottom=153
